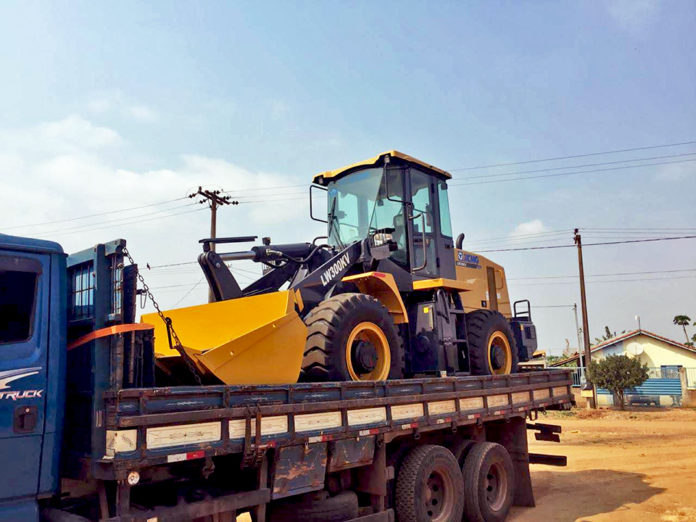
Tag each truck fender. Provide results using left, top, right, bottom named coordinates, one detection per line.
left=341, top=272, right=408, bottom=324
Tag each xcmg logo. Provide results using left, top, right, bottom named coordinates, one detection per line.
left=0, top=367, right=44, bottom=400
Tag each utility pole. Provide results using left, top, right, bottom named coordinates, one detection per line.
left=189, top=187, right=237, bottom=302
left=574, top=228, right=596, bottom=408
left=573, top=303, right=585, bottom=382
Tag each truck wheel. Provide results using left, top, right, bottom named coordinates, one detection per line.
left=395, top=445, right=465, bottom=522
left=301, top=293, right=404, bottom=382
left=449, top=437, right=476, bottom=467
left=466, top=310, right=519, bottom=375
left=267, top=490, right=358, bottom=522
left=462, top=442, right=515, bottom=522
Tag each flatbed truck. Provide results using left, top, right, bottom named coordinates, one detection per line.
left=0, top=234, right=572, bottom=522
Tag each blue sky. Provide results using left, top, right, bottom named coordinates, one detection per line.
left=1, top=1, right=695, bottom=354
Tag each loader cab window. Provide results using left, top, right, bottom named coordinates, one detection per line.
left=326, top=168, right=408, bottom=267
left=409, top=169, right=438, bottom=277
left=0, top=260, right=40, bottom=344
left=438, top=182, right=453, bottom=238
left=327, top=168, right=383, bottom=247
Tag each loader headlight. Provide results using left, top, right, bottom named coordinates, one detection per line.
left=372, top=232, right=393, bottom=247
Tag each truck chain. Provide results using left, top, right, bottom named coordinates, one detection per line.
left=122, top=247, right=203, bottom=385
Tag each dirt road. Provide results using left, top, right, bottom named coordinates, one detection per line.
left=509, top=408, right=696, bottom=522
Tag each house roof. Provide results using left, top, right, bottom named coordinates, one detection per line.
left=548, top=329, right=696, bottom=367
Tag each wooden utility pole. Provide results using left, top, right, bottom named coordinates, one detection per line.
left=189, top=187, right=236, bottom=302
left=574, top=228, right=596, bottom=408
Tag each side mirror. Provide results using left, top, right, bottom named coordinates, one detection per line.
left=309, top=184, right=328, bottom=223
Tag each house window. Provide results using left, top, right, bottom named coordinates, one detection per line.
left=660, top=365, right=682, bottom=379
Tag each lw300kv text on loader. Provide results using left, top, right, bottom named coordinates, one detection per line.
left=145, top=151, right=539, bottom=385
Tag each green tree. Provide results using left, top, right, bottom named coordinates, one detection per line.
left=673, top=315, right=692, bottom=344
left=588, top=355, right=649, bottom=410
left=593, top=325, right=625, bottom=345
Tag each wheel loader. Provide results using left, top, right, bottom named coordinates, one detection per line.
left=144, top=151, right=538, bottom=385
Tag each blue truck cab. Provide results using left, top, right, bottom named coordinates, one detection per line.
left=0, top=234, right=140, bottom=521
left=0, top=233, right=67, bottom=521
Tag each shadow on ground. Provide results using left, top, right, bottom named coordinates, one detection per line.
left=509, top=468, right=665, bottom=522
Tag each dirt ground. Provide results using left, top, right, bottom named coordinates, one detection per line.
left=509, top=407, right=696, bottom=522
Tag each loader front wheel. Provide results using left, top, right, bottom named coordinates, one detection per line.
left=301, top=293, right=404, bottom=382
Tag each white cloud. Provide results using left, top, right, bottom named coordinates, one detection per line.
left=510, top=219, right=548, bottom=237
left=0, top=115, right=123, bottom=155
left=127, top=105, right=158, bottom=122
left=86, top=90, right=158, bottom=123
left=606, top=0, right=660, bottom=34
left=0, top=117, right=318, bottom=288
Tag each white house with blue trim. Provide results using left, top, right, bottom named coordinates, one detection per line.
left=551, top=329, right=696, bottom=406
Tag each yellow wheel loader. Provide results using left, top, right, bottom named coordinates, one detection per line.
left=144, top=151, right=538, bottom=385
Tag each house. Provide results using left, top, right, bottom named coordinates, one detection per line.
left=549, top=329, right=696, bottom=406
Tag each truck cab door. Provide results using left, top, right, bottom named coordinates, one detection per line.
left=0, top=251, right=49, bottom=506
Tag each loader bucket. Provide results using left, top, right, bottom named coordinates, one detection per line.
left=142, top=290, right=307, bottom=385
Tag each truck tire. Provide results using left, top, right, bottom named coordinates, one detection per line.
left=449, top=437, right=476, bottom=467
left=466, top=310, right=519, bottom=375
left=462, top=442, right=515, bottom=522
left=395, top=445, right=465, bottom=522
left=267, top=490, right=358, bottom=522
left=301, top=293, right=404, bottom=382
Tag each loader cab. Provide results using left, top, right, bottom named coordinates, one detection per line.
left=314, top=151, right=456, bottom=281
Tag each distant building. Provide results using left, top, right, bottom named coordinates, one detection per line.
left=549, top=330, right=696, bottom=406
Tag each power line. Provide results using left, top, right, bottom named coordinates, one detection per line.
left=509, top=268, right=696, bottom=281
left=448, top=140, right=696, bottom=171
left=5, top=196, right=188, bottom=231
left=451, top=158, right=696, bottom=187
left=478, top=234, right=696, bottom=252
left=514, top=274, right=696, bottom=286
left=31, top=202, right=198, bottom=236
left=38, top=207, right=207, bottom=238
left=461, top=151, right=696, bottom=181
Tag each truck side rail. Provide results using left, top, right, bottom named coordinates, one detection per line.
left=100, top=370, right=573, bottom=478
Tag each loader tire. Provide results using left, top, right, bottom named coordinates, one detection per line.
left=466, top=310, right=518, bottom=375
left=301, top=293, right=404, bottom=382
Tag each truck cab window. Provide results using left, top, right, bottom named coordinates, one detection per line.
left=0, top=270, right=38, bottom=344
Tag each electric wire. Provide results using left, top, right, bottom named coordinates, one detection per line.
left=477, top=235, right=696, bottom=252
left=448, top=140, right=696, bottom=171
left=4, top=196, right=189, bottom=230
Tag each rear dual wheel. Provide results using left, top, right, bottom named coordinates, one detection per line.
left=462, top=442, right=515, bottom=522
left=301, top=293, right=404, bottom=382
left=395, top=445, right=465, bottom=522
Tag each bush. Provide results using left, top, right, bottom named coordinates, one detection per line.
left=588, top=355, right=649, bottom=410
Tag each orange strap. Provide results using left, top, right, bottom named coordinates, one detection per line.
left=67, top=323, right=155, bottom=351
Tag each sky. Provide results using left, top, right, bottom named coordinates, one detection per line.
left=1, top=1, right=695, bottom=355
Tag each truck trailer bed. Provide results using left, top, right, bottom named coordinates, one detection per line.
left=100, top=370, right=572, bottom=478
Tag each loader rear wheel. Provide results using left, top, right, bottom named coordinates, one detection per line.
left=301, top=293, right=404, bottom=382
left=466, top=310, right=518, bottom=375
